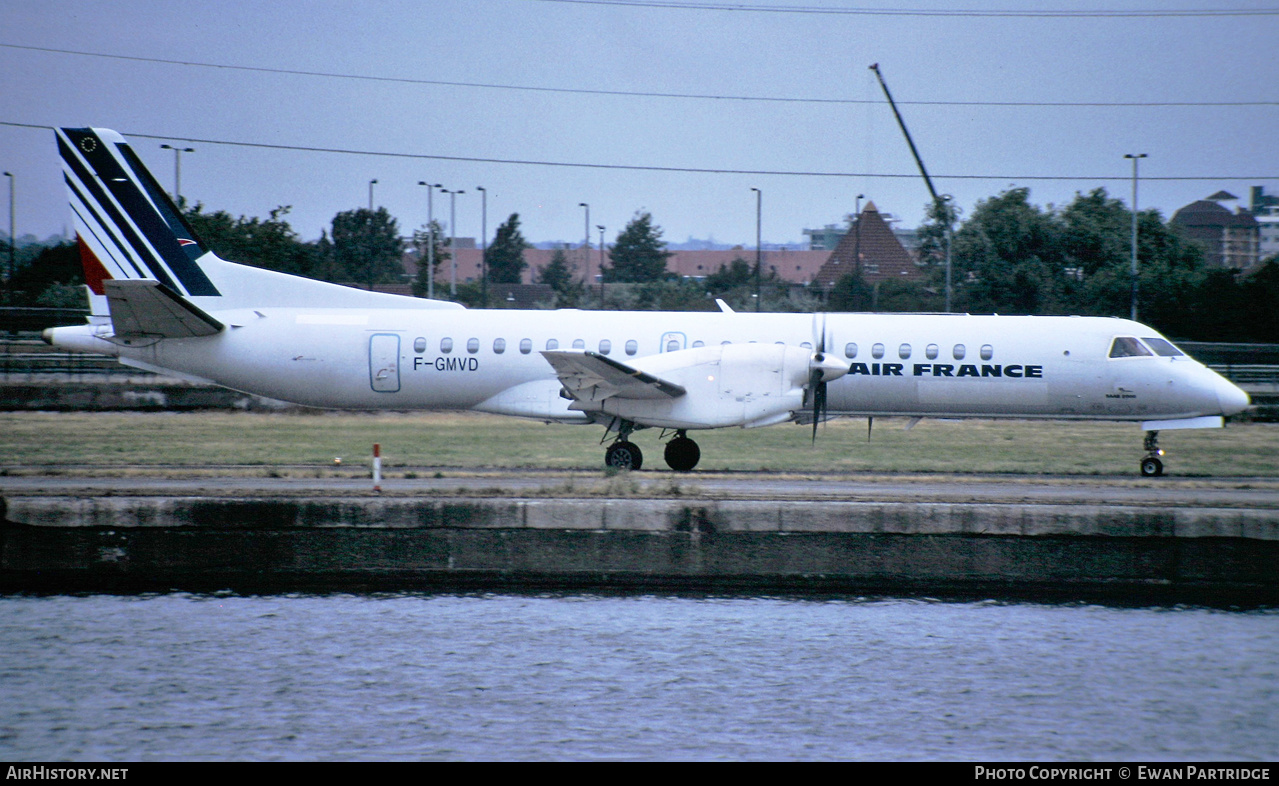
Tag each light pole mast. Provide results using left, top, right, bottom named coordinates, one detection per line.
left=3, top=172, right=12, bottom=306
left=597, top=225, right=606, bottom=308
left=579, top=203, right=590, bottom=287
left=159, top=145, right=194, bottom=204
left=418, top=181, right=440, bottom=299
left=442, top=189, right=464, bottom=296
left=1125, top=154, right=1147, bottom=322
left=477, top=186, right=487, bottom=308
left=751, top=188, right=762, bottom=312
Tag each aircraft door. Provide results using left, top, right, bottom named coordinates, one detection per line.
left=369, top=333, right=401, bottom=393
left=660, top=331, right=686, bottom=353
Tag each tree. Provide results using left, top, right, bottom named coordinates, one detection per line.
left=950, top=188, right=1067, bottom=314
left=606, top=212, right=672, bottom=283
left=703, top=257, right=755, bottom=292
left=411, top=220, right=450, bottom=299
left=485, top=213, right=530, bottom=284
left=827, top=270, right=873, bottom=311
left=7, top=242, right=82, bottom=307
left=537, top=247, right=583, bottom=307
left=184, top=204, right=315, bottom=277
left=331, top=207, right=403, bottom=290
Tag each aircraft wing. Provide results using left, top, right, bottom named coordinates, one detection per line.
left=541, top=350, right=686, bottom=403
left=104, top=279, right=224, bottom=338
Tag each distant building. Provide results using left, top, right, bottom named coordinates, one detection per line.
left=811, top=201, right=922, bottom=287
left=803, top=224, right=846, bottom=251
left=1251, top=186, right=1279, bottom=260
left=1170, top=193, right=1261, bottom=272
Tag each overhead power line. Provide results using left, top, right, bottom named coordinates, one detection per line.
left=4, top=121, right=1274, bottom=183
left=533, top=0, right=1279, bottom=17
left=2, top=43, right=1274, bottom=108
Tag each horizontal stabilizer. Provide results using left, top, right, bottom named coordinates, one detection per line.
left=542, top=350, right=686, bottom=403
left=105, top=279, right=224, bottom=338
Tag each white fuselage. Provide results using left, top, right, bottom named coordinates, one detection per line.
left=48, top=307, right=1248, bottom=427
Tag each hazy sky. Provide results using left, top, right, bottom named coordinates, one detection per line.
left=2, top=0, right=1276, bottom=249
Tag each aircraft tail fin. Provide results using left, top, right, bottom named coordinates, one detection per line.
left=57, top=127, right=465, bottom=313
left=58, top=127, right=221, bottom=299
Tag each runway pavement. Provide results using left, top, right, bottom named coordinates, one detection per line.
left=3, top=469, right=1277, bottom=509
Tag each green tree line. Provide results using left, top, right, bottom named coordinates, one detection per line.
left=5, top=191, right=1276, bottom=342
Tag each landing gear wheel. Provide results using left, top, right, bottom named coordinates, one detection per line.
left=1141, top=456, right=1164, bottom=477
left=605, top=441, right=643, bottom=471
left=664, top=435, right=701, bottom=472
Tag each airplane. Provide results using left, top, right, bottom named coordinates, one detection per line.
left=43, top=127, right=1251, bottom=476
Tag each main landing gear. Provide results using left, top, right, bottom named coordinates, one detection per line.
left=604, top=420, right=643, bottom=470
left=1141, top=430, right=1165, bottom=477
left=663, top=430, right=701, bottom=472
left=602, top=423, right=701, bottom=472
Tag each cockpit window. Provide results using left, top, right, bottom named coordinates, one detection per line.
left=1142, top=337, right=1185, bottom=357
left=1109, top=336, right=1153, bottom=358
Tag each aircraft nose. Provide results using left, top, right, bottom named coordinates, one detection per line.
left=1215, top=375, right=1251, bottom=416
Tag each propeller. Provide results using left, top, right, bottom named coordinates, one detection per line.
left=808, top=314, right=849, bottom=444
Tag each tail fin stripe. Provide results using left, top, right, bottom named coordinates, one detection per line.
left=112, top=142, right=218, bottom=296
left=59, top=133, right=182, bottom=291
left=66, top=174, right=149, bottom=280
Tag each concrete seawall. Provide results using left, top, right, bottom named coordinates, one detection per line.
left=3, top=495, right=1277, bottom=603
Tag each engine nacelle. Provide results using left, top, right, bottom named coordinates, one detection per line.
left=586, top=343, right=818, bottom=430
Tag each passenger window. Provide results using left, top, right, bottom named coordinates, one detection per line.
left=980, top=344, right=993, bottom=361
left=953, top=344, right=966, bottom=360
left=1142, top=337, right=1185, bottom=357
left=493, top=338, right=506, bottom=354
left=801, top=341, right=813, bottom=350
left=414, top=337, right=427, bottom=353
left=925, top=343, right=939, bottom=360
left=625, top=340, right=638, bottom=355
left=844, top=343, right=858, bottom=359
left=899, top=343, right=911, bottom=359
left=599, top=339, right=611, bottom=355
left=440, top=337, right=453, bottom=354
left=667, top=339, right=680, bottom=352
left=546, top=339, right=559, bottom=350
left=692, top=340, right=704, bottom=348
left=467, top=338, right=479, bottom=354
left=1109, top=336, right=1153, bottom=358
left=572, top=339, right=585, bottom=349
left=872, top=343, right=885, bottom=359
left=519, top=338, right=532, bottom=355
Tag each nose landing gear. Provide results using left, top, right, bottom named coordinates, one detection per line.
left=1141, top=430, right=1165, bottom=477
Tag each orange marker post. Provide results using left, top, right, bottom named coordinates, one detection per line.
left=372, top=443, right=382, bottom=492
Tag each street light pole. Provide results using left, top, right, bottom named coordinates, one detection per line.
left=3, top=172, right=12, bottom=306
left=368, top=179, right=378, bottom=212
left=751, top=188, right=761, bottom=312
left=442, top=189, right=464, bottom=296
left=159, top=145, right=194, bottom=204
left=597, top=225, right=606, bottom=308
left=941, top=194, right=955, bottom=314
left=477, top=185, right=487, bottom=308
left=417, top=181, right=441, bottom=299
left=579, top=202, right=590, bottom=286
left=1125, top=154, right=1147, bottom=322
left=853, top=192, right=864, bottom=275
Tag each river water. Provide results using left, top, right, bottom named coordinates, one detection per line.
left=1, top=593, right=1275, bottom=761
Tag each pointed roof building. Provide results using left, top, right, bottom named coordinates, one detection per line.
left=812, top=201, right=921, bottom=287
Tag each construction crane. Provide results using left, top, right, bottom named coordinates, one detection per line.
left=869, top=63, right=954, bottom=312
